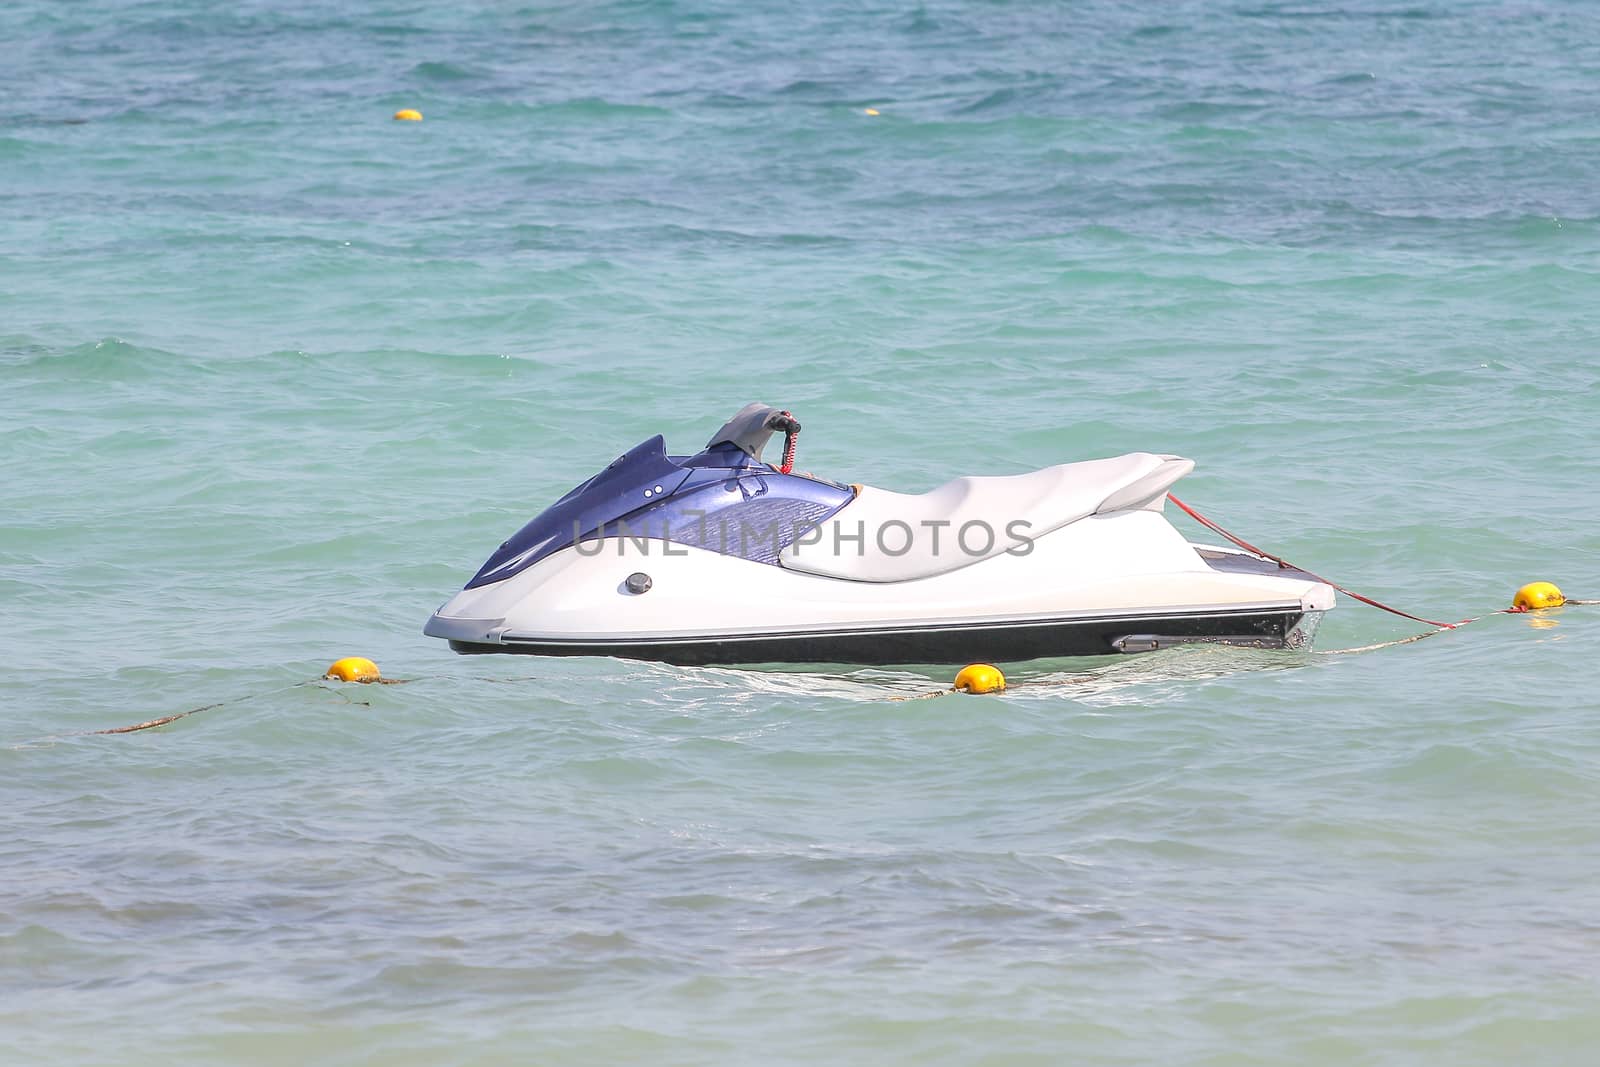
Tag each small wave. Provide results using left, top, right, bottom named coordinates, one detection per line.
left=13, top=337, right=200, bottom=380
left=1237, top=5, right=1437, bottom=19
left=537, top=97, right=674, bottom=120
left=408, top=60, right=483, bottom=82
left=955, top=87, right=1021, bottom=115
left=776, top=79, right=838, bottom=98
left=1322, top=72, right=1379, bottom=86
left=0, top=136, right=35, bottom=160
left=1156, top=99, right=1270, bottom=122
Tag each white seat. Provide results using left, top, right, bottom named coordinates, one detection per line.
left=780, top=452, right=1194, bottom=583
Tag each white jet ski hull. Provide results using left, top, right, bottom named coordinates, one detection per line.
left=425, top=508, right=1334, bottom=665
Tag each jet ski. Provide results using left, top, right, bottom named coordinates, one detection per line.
left=424, top=404, right=1335, bottom=665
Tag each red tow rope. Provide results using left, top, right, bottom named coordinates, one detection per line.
left=1166, top=493, right=1479, bottom=630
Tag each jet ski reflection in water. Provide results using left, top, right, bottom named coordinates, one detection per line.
left=425, top=403, right=1334, bottom=665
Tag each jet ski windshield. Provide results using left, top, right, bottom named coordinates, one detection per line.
left=466, top=435, right=690, bottom=589
left=463, top=405, right=852, bottom=591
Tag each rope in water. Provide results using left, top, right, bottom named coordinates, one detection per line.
left=894, top=499, right=1590, bottom=693
left=1164, top=493, right=1596, bottom=655
left=1166, top=493, right=1466, bottom=629
left=5, top=664, right=587, bottom=745
left=7, top=681, right=319, bottom=748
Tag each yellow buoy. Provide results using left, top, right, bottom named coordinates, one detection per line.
left=953, top=663, right=1006, bottom=694
left=325, top=656, right=382, bottom=683
left=863, top=108, right=880, bottom=116
left=393, top=108, right=423, bottom=122
left=1512, top=581, right=1566, bottom=611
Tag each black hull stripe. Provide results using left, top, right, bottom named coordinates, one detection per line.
left=447, top=608, right=1310, bottom=666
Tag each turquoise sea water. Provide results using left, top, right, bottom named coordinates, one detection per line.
left=5, top=1, right=1600, bottom=1062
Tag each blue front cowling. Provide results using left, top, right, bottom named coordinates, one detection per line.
left=466, top=435, right=689, bottom=589
left=465, top=435, right=854, bottom=589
